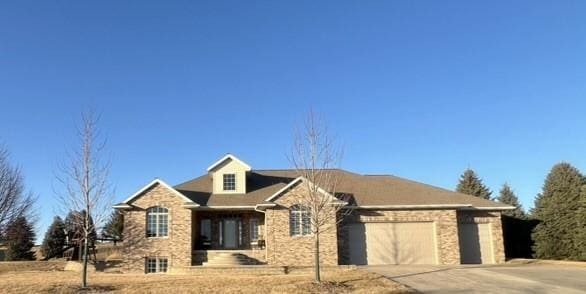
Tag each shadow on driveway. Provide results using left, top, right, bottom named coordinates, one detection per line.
left=366, top=264, right=586, bottom=293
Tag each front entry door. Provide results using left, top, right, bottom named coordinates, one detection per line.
left=223, top=219, right=238, bottom=249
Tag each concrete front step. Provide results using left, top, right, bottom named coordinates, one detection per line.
left=192, top=250, right=267, bottom=266
left=202, top=253, right=260, bottom=266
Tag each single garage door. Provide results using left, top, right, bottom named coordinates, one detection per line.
left=348, top=222, right=437, bottom=265
left=458, top=223, right=494, bottom=264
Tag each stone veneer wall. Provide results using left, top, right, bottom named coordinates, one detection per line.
left=457, top=210, right=506, bottom=264
left=265, top=184, right=339, bottom=266
left=121, top=183, right=192, bottom=273
left=338, top=209, right=461, bottom=265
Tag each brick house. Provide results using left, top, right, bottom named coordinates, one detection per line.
left=114, top=154, right=513, bottom=273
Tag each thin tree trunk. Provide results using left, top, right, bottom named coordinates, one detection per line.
left=314, top=232, right=321, bottom=283
left=82, top=236, right=88, bottom=288
left=82, top=146, right=90, bottom=289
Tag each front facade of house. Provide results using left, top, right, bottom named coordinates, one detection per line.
left=114, top=154, right=513, bottom=273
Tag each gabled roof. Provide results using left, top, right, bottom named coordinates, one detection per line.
left=207, top=154, right=252, bottom=172
left=116, top=179, right=198, bottom=208
left=174, top=169, right=514, bottom=210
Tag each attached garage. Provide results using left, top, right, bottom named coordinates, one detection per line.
left=458, top=223, right=494, bottom=264
left=347, top=222, right=438, bottom=265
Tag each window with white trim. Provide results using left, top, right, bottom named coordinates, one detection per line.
left=146, top=207, right=168, bottom=237
left=146, top=257, right=168, bottom=273
left=290, top=205, right=311, bottom=236
left=223, top=173, right=236, bottom=191
left=250, top=218, right=259, bottom=241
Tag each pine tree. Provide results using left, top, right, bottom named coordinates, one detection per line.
left=41, top=216, right=66, bottom=259
left=576, top=185, right=586, bottom=261
left=456, top=169, right=492, bottom=200
left=64, top=210, right=96, bottom=246
left=4, top=216, right=35, bottom=260
left=102, top=210, right=123, bottom=243
left=532, top=163, right=584, bottom=260
left=64, top=211, right=82, bottom=245
left=497, top=183, right=526, bottom=219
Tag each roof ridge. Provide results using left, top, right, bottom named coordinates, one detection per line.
left=253, top=168, right=358, bottom=174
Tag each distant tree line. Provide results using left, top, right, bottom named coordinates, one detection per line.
left=456, top=163, right=586, bottom=261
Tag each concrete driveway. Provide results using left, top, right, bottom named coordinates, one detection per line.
left=367, top=263, right=586, bottom=293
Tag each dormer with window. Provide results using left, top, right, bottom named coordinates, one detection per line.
left=207, top=154, right=251, bottom=194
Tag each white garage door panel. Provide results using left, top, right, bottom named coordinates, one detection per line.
left=459, top=223, right=494, bottom=264
left=348, top=222, right=437, bottom=265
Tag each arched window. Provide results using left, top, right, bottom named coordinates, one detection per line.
left=290, top=205, right=311, bottom=236
left=146, top=207, right=168, bottom=237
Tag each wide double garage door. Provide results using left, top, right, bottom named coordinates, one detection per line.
left=347, top=222, right=438, bottom=265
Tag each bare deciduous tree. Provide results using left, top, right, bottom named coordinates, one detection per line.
left=55, top=111, right=113, bottom=288
left=289, top=111, right=349, bottom=283
left=0, top=145, right=34, bottom=241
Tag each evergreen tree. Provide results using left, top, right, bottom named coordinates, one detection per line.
left=102, top=210, right=123, bottom=243
left=576, top=185, right=586, bottom=261
left=497, top=183, right=526, bottom=219
left=64, top=211, right=82, bottom=245
left=456, top=169, right=492, bottom=200
left=4, top=216, right=35, bottom=260
left=41, top=216, right=66, bottom=259
left=64, top=210, right=96, bottom=246
left=532, top=163, right=584, bottom=260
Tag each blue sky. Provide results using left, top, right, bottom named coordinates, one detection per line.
left=1, top=1, right=585, bottom=238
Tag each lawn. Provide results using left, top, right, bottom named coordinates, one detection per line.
left=0, top=267, right=411, bottom=293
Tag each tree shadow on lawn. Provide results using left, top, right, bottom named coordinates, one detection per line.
left=384, top=265, right=496, bottom=279
left=339, top=275, right=386, bottom=285
left=44, top=284, right=117, bottom=293
left=275, top=280, right=352, bottom=294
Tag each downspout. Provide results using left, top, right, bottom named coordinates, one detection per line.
left=254, top=205, right=268, bottom=262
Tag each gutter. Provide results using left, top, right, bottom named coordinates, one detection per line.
left=458, top=206, right=516, bottom=211
left=345, top=204, right=472, bottom=209
left=112, top=203, right=132, bottom=209
left=345, top=204, right=516, bottom=210
left=187, top=205, right=258, bottom=210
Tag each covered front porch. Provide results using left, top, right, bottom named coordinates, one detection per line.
left=190, top=209, right=267, bottom=265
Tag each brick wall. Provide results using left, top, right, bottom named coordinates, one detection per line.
left=121, top=183, right=192, bottom=273
left=265, top=184, right=339, bottom=266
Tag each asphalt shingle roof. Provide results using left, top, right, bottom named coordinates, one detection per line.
left=174, top=169, right=510, bottom=209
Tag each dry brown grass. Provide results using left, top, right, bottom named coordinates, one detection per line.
left=0, top=261, right=66, bottom=273
left=0, top=268, right=411, bottom=294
